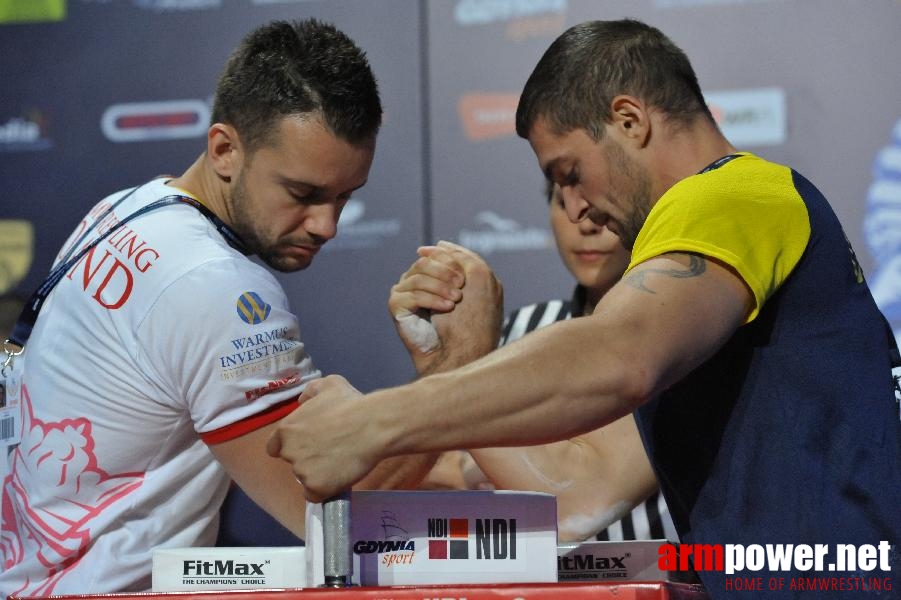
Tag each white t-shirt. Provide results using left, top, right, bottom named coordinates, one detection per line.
left=0, top=179, right=320, bottom=596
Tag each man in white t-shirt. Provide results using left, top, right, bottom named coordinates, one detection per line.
left=0, top=19, right=501, bottom=596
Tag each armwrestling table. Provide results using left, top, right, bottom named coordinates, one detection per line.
left=12, top=581, right=709, bottom=600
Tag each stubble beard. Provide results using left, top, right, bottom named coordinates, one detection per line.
left=604, top=142, right=654, bottom=251
left=229, top=172, right=310, bottom=273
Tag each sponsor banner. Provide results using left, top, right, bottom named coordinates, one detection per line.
left=454, top=0, right=566, bottom=41
left=454, top=0, right=566, bottom=24
left=250, top=0, right=321, bottom=4
left=131, top=0, right=221, bottom=11
left=456, top=210, right=552, bottom=255
left=0, top=220, right=34, bottom=294
left=864, top=117, right=901, bottom=347
left=0, top=114, right=53, bottom=153
left=656, top=0, right=779, bottom=7
left=0, top=0, right=66, bottom=24
left=454, top=0, right=568, bottom=42
left=458, top=87, right=787, bottom=147
left=458, top=93, right=519, bottom=141
left=323, top=198, right=402, bottom=252
left=705, top=87, right=787, bottom=147
left=101, top=99, right=209, bottom=143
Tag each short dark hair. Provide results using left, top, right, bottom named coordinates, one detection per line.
left=211, top=19, right=382, bottom=153
left=516, top=19, right=712, bottom=141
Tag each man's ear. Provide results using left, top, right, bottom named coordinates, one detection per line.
left=207, top=123, right=242, bottom=182
left=608, top=95, right=651, bottom=148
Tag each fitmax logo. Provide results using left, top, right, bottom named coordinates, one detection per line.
left=558, top=554, right=628, bottom=571
left=182, top=560, right=265, bottom=576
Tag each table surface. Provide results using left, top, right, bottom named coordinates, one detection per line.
left=12, top=581, right=710, bottom=600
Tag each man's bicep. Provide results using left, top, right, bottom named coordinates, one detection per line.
left=598, top=252, right=753, bottom=395
left=208, top=419, right=307, bottom=540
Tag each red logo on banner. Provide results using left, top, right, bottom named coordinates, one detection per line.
left=101, top=100, right=209, bottom=142
left=458, top=93, right=519, bottom=141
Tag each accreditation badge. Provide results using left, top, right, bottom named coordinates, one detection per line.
left=0, top=352, right=23, bottom=449
left=0, top=352, right=21, bottom=508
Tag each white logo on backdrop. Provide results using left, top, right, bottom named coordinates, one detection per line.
left=705, top=87, right=787, bottom=147
left=325, top=198, right=402, bottom=251
left=131, top=0, right=221, bottom=10
left=454, top=0, right=566, bottom=25
left=457, top=211, right=552, bottom=255
left=101, top=99, right=209, bottom=143
left=864, top=118, right=901, bottom=345
left=0, top=116, right=52, bottom=152
left=655, top=0, right=779, bottom=7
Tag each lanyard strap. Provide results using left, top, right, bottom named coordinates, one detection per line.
left=699, top=153, right=742, bottom=174
left=4, top=190, right=246, bottom=353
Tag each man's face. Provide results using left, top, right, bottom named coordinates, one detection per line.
left=228, top=115, right=374, bottom=272
left=528, top=116, right=653, bottom=250
left=548, top=183, right=631, bottom=294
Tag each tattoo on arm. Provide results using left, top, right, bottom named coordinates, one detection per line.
left=624, top=254, right=707, bottom=294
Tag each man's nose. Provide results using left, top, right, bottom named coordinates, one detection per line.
left=560, top=186, right=591, bottom=224
left=305, top=203, right=340, bottom=240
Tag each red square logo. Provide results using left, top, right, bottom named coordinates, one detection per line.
left=450, top=518, right=468, bottom=538
left=429, top=539, right=448, bottom=559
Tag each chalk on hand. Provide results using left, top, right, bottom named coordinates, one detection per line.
left=394, top=310, right=439, bottom=353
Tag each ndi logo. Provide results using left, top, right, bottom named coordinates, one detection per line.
left=427, top=518, right=517, bottom=560
left=428, top=518, right=469, bottom=559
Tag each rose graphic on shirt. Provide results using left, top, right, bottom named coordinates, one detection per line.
left=1, top=384, right=144, bottom=595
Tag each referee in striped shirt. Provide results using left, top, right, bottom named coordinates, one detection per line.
left=461, top=181, right=678, bottom=543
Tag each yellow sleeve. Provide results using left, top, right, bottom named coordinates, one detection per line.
left=626, top=155, right=810, bottom=323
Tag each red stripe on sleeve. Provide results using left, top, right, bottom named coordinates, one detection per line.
left=200, top=398, right=299, bottom=445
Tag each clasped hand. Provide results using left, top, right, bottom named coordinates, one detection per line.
left=266, top=241, right=503, bottom=502
left=388, top=240, right=503, bottom=374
